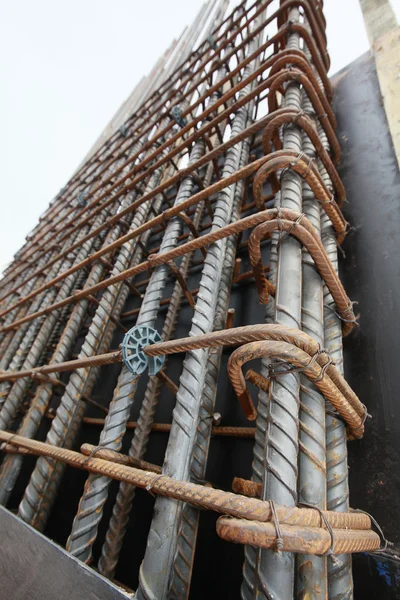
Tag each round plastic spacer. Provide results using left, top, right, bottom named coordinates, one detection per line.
left=170, top=105, right=188, bottom=128
left=76, top=191, right=88, bottom=207
left=119, top=124, right=128, bottom=137
left=121, top=325, right=165, bottom=376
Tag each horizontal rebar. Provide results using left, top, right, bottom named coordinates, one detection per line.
left=0, top=431, right=372, bottom=534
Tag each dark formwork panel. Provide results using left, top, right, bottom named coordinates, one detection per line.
left=0, top=505, right=129, bottom=600
left=333, top=52, right=400, bottom=597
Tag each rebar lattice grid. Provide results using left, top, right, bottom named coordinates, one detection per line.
left=0, top=1, right=373, bottom=599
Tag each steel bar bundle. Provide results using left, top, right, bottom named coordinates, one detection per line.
left=0, top=1, right=381, bottom=599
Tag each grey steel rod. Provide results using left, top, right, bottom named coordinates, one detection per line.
left=97, top=198, right=208, bottom=579
left=0, top=138, right=139, bottom=425
left=17, top=52, right=209, bottom=527
left=0, top=206, right=112, bottom=433
left=0, top=171, right=144, bottom=505
left=66, top=146, right=209, bottom=562
left=295, top=86, right=327, bottom=598
left=169, top=11, right=255, bottom=596
left=66, top=20, right=234, bottom=564
left=0, top=195, right=86, bottom=352
left=241, top=202, right=279, bottom=598
left=319, top=112, right=354, bottom=600
left=21, top=277, right=131, bottom=530
left=242, top=6, right=304, bottom=599
left=136, top=35, right=259, bottom=600
left=169, top=134, right=250, bottom=600
left=0, top=227, right=85, bottom=406
left=17, top=171, right=166, bottom=530
left=0, top=250, right=55, bottom=375
left=305, top=18, right=353, bottom=595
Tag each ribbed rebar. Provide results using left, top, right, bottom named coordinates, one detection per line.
left=0, top=430, right=373, bottom=533
left=244, top=7, right=304, bottom=599
left=0, top=3, right=363, bottom=597
left=320, top=119, right=353, bottom=600
left=0, top=206, right=111, bottom=433
left=65, top=16, right=235, bottom=559
left=66, top=140, right=209, bottom=563
left=169, top=133, right=250, bottom=600
left=18, top=158, right=166, bottom=529
left=97, top=198, right=207, bottom=578
left=0, top=228, right=84, bottom=412
left=0, top=172, right=143, bottom=504
left=136, top=40, right=259, bottom=600
left=296, top=86, right=327, bottom=598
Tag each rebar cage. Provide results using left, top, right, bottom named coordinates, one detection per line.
left=0, top=1, right=383, bottom=598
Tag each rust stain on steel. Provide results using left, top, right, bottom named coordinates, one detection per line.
left=216, top=518, right=380, bottom=554
left=0, top=431, right=371, bottom=532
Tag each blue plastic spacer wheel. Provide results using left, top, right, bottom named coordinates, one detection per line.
left=121, top=325, right=165, bottom=376
left=76, top=191, right=88, bottom=207
left=207, top=35, right=217, bottom=50
left=119, top=124, right=128, bottom=137
left=170, top=105, right=187, bottom=129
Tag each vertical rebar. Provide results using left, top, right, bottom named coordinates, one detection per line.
left=136, top=40, right=257, bottom=600
left=243, top=7, right=304, bottom=599
left=66, top=142, right=207, bottom=563
left=296, top=89, right=327, bottom=599
left=320, top=132, right=353, bottom=600
left=169, top=135, right=250, bottom=600
left=0, top=176, right=143, bottom=504
left=17, top=159, right=166, bottom=529
left=97, top=198, right=207, bottom=579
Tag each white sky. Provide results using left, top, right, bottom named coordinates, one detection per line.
left=1, top=0, right=399, bottom=273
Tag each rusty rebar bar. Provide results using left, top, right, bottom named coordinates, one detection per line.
left=0, top=432, right=373, bottom=534
left=216, top=518, right=380, bottom=554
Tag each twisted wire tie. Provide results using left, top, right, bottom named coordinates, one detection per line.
left=290, top=152, right=315, bottom=180
left=82, top=444, right=109, bottom=465
left=292, top=109, right=306, bottom=125
left=146, top=253, right=158, bottom=274
left=281, top=110, right=305, bottom=134
left=324, top=301, right=359, bottom=326
left=276, top=212, right=306, bottom=251
left=0, top=433, right=18, bottom=453
left=313, top=357, right=335, bottom=383
left=280, top=151, right=305, bottom=180
left=267, top=347, right=328, bottom=380
left=320, top=192, right=335, bottom=207
left=270, top=500, right=284, bottom=552
left=352, top=509, right=390, bottom=554
left=298, top=502, right=341, bottom=566
left=145, top=474, right=165, bottom=498
left=362, top=404, right=372, bottom=425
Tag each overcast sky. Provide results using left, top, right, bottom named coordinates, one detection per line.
left=1, top=0, right=399, bottom=273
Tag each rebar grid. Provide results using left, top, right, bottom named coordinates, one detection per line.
left=0, top=1, right=375, bottom=598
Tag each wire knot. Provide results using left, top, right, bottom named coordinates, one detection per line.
left=270, top=500, right=284, bottom=552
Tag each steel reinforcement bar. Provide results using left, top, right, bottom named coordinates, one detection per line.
left=0, top=2, right=381, bottom=599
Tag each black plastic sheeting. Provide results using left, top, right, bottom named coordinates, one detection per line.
left=334, top=51, right=400, bottom=598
